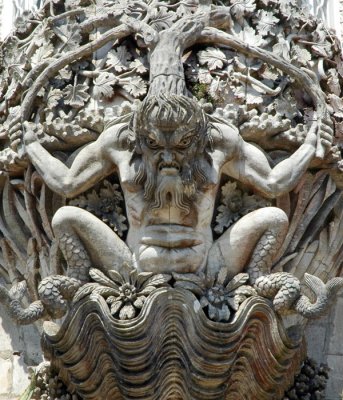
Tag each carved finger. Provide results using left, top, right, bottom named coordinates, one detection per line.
left=321, top=123, right=334, bottom=137
left=9, top=123, right=22, bottom=135
left=320, top=131, right=333, bottom=143
left=320, top=139, right=332, bottom=148
left=8, top=117, right=21, bottom=129
left=10, top=131, right=22, bottom=141
left=10, top=139, right=21, bottom=151
left=322, top=116, right=334, bottom=128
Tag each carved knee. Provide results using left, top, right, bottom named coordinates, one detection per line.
left=52, top=206, right=82, bottom=234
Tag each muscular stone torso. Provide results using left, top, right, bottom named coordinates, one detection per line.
left=119, top=155, right=218, bottom=273
left=102, top=123, right=237, bottom=273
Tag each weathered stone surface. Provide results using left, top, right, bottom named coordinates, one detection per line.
left=0, top=0, right=342, bottom=398
left=326, top=355, right=343, bottom=400
left=43, top=290, right=304, bottom=400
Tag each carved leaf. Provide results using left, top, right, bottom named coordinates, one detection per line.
left=272, top=38, right=291, bottom=61
left=216, top=266, right=230, bottom=286
left=233, top=84, right=264, bottom=105
left=143, top=274, right=171, bottom=288
left=136, top=272, right=154, bottom=289
left=110, top=300, right=123, bottom=315
left=46, top=89, right=63, bottom=109
left=93, top=286, right=119, bottom=297
left=89, top=268, right=119, bottom=290
left=198, top=68, right=213, bottom=84
left=63, top=84, right=90, bottom=108
left=327, top=69, right=341, bottom=96
left=58, top=66, right=73, bottom=81
left=106, top=46, right=131, bottom=72
left=139, top=285, right=158, bottom=296
left=291, top=45, right=312, bottom=66
left=255, top=10, right=279, bottom=36
left=225, top=274, right=249, bottom=292
left=129, top=59, right=148, bottom=74
left=272, top=91, right=299, bottom=119
left=92, top=72, right=116, bottom=100
left=121, top=76, right=147, bottom=98
left=73, top=283, right=100, bottom=303
left=149, top=6, right=177, bottom=31
left=31, top=44, right=54, bottom=67
left=53, top=23, right=82, bottom=52
left=328, top=94, right=343, bottom=119
left=119, top=303, right=136, bottom=320
left=230, top=0, right=256, bottom=21
left=174, top=281, right=204, bottom=296
left=107, top=269, right=125, bottom=286
left=227, top=294, right=246, bottom=311
left=238, top=26, right=266, bottom=47
left=215, top=181, right=270, bottom=234
left=69, top=181, right=127, bottom=236
left=198, top=47, right=226, bottom=71
left=133, top=295, right=146, bottom=309
left=173, top=272, right=206, bottom=288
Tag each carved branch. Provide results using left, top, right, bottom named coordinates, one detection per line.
left=148, top=8, right=233, bottom=95
left=197, top=27, right=328, bottom=158
left=20, top=24, right=133, bottom=122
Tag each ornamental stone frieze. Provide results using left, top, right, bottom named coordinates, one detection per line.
left=0, top=0, right=342, bottom=399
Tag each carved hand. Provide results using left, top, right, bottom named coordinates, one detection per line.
left=22, top=122, right=38, bottom=147
left=10, top=120, right=39, bottom=154
left=8, top=117, right=23, bottom=152
left=304, top=116, right=333, bottom=156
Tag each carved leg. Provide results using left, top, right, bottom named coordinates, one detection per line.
left=208, top=207, right=288, bottom=281
left=52, top=206, right=132, bottom=281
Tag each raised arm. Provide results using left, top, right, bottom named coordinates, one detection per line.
left=221, top=121, right=332, bottom=198
left=22, top=123, right=125, bottom=198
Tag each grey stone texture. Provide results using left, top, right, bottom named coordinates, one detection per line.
left=0, top=0, right=342, bottom=399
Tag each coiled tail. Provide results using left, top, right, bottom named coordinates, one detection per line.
left=294, top=274, right=343, bottom=319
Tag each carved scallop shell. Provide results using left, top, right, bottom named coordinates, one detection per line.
left=42, top=289, right=303, bottom=400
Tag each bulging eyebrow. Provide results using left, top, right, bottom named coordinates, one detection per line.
left=174, top=128, right=196, bottom=138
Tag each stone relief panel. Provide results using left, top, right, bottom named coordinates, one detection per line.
left=0, top=0, right=342, bottom=399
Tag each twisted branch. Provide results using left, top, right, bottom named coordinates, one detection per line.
left=197, top=27, right=328, bottom=158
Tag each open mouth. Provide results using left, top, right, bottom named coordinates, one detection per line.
left=159, top=162, right=180, bottom=172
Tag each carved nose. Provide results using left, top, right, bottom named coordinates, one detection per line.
left=162, top=151, right=174, bottom=163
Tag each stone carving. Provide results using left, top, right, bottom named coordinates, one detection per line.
left=0, top=0, right=342, bottom=398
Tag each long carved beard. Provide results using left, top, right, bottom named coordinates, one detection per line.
left=133, top=154, right=210, bottom=214
left=152, top=174, right=190, bottom=214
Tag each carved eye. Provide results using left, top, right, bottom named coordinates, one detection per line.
left=178, top=137, right=193, bottom=148
left=146, top=137, right=158, bottom=149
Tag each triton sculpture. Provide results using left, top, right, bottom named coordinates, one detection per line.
left=0, top=0, right=342, bottom=399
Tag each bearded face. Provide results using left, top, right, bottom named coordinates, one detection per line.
left=130, top=94, right=213, bottom=214
left=133, top=122, right=211, bottom=214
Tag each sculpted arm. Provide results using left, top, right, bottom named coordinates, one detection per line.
left=23, top=125, right=122, bottom=198
left=221, top=122, right=332, bottom=198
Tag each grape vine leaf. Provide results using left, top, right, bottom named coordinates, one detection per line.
left=63, top=84, right=90, bottom=108
left=121, top=76, right=147, bottom=98
left=92, top=72, right=117, bottom=100
left=106, top=46, right=132, bottom=72
left=198, top=47, right=226, bottom=71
